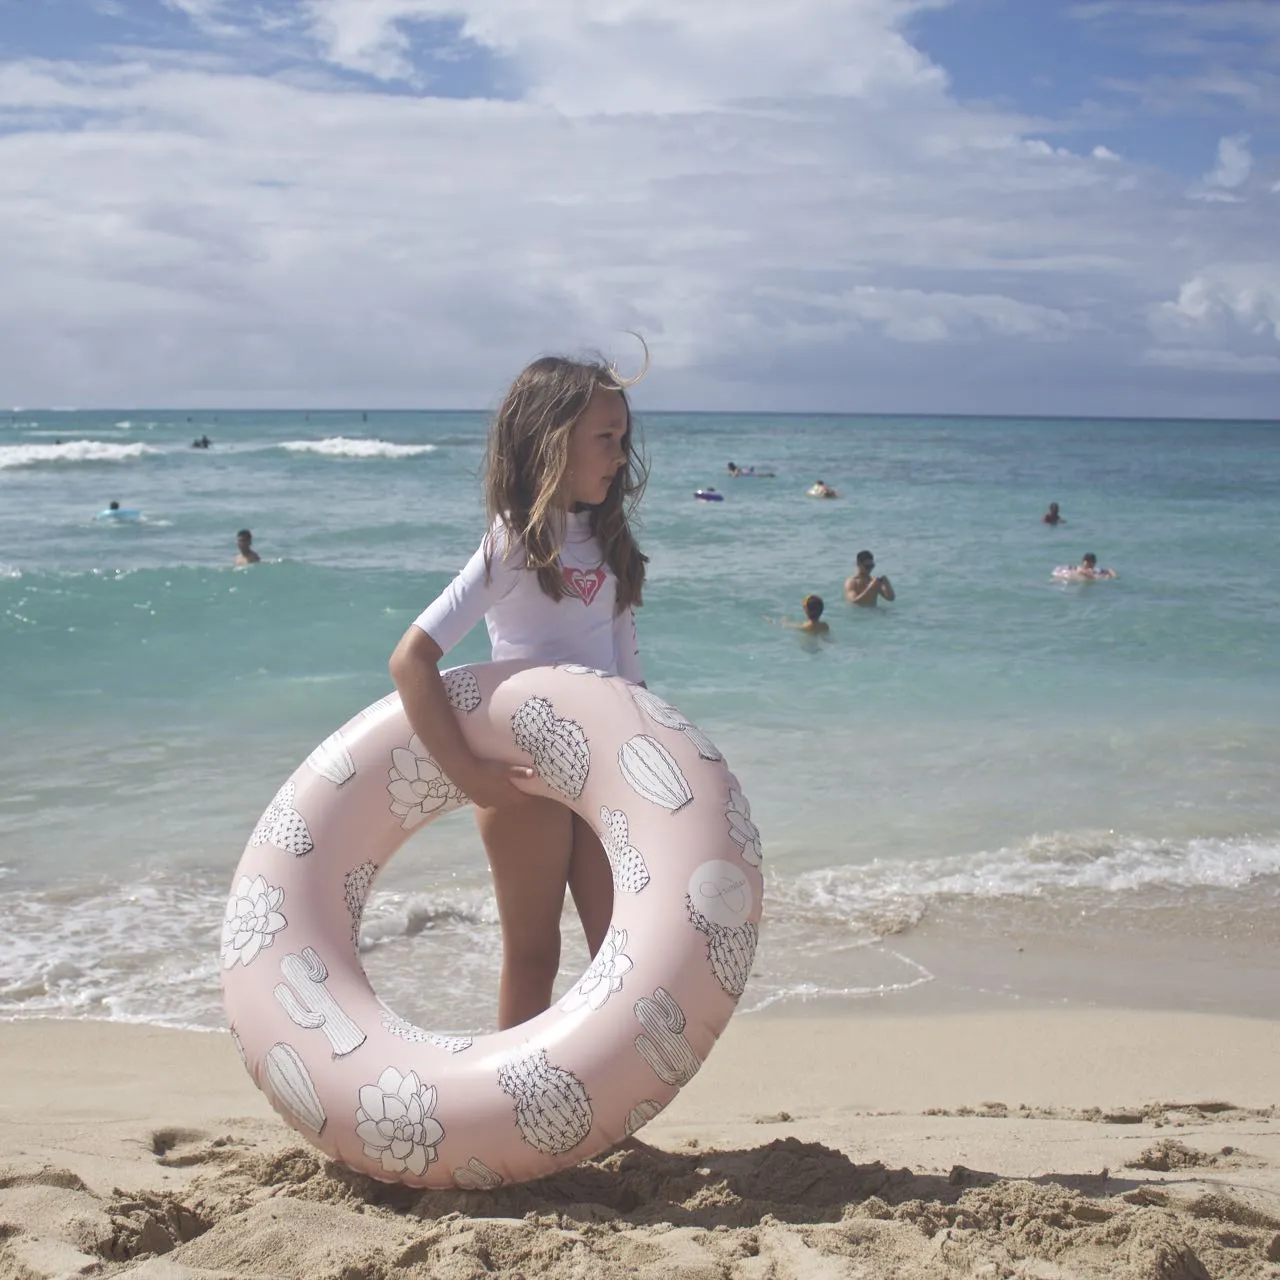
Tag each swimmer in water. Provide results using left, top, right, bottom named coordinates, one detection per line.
left=1042, top=502, right=1063, bottom=525
left=782, top=594, right=830, bottom=635
left=234, top=528, right=261, bottom=566
left=844, top=550, right=895, bottom=607
left=1072, top=552, right=1115, bottom=579
left=807, top=479, right=838, bottom=499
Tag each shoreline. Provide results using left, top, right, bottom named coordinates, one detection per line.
left=2, top=1009, right=1278, bottom=1277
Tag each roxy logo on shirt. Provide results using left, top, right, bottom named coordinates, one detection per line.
left=562, top=566, right=607, bottom=606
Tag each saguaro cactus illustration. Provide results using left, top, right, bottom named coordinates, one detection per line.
left=633, top=987, right=701, bottom=1086
left=274, top=947, right=367, bottom=1057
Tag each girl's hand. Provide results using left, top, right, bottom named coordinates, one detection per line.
left=459, top=757, right=537, bottom=810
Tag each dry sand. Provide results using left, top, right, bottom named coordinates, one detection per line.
left=2, top=1009, right=1279, bottom=1279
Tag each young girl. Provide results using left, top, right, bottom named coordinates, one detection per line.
left=389, top=352, right=649, bottom=1031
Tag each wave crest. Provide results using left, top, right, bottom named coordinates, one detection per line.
left=0, top=440, right=155, bottom=469
left=279, top=437, right=438, bottom=459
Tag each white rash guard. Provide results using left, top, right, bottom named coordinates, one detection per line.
left=413, top=511, right=643, bottom=683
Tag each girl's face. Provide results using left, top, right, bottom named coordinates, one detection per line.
left=565, top=387, right=628, bottom=508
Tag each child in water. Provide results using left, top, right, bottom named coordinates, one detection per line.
left=784, top=594, right=830, bottom=635
left=389, top=349, right=649, bottom=1030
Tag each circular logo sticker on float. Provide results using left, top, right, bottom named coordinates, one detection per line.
left=687, top=859, right=753, bottom=929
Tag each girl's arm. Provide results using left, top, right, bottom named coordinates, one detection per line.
left=389, top=628, right=532, bottom=809
left=613, top=605, right=645, bottom=685
left=389, top=527, right=531, bottom=808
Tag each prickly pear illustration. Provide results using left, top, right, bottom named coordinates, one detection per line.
left=379, top=1008, right=473, bottom=1053
left=250, top=780, right=314, bottom=856
left=511, top=697, right=590, bottom=799
left=598, top=807, right=651, bottom=893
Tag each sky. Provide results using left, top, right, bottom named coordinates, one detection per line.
left=0, top=0, right=1277, bottom=416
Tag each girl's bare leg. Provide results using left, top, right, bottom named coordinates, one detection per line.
left=567, top=815, right=614, bottom=959
left=477, top=795, right=573, bottom=1029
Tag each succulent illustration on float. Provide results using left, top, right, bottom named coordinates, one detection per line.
left=686, top=901, right=759, bottom=998
left=598, top=808, right=651, bottom=893
left=559, top=926, right=634, bottom=1012
left=274, top=947, right=367, bottom=1057
left=511, top=697, right=590, bottom=799
left=618, top=735, right=693, bottom=812
left=264, top=1042, right=327, bottom=1135
left=633, top=987, right=702, bottom=1087
left=452, top=1157, right=503, bottom=1190
left=305, top=730, right=356, bottom=787
left=379, top=1007, right=473, bottom=1053
left=497, top=1050, right=593, bottom=1154
left=625, top=1099, right=664, bottom=1137
left=354, top=1067, right=445, bottom=1178
left=442, top=668, right=482, bottom=713
left=250, top=780, right=314, bottom=856
left=221, top=874, right=288, bottom=968
left=344, top=861, right=377, bottom=947
left=387, top=735, right=468, bottom=829
left=630, top=686, right=723, bottom=761
left=726, top=782, right=762, bottom=866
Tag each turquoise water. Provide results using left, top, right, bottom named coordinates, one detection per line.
left=2, top=409, right=1278, bottom=1028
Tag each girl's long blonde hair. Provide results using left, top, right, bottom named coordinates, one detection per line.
left=483, top=346, right=649, bottom=611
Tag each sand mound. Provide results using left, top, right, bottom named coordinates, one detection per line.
left=5, top=1132, right=1279, bottom=1280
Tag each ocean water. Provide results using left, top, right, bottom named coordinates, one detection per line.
left=2, top=408, right=1278, bottom=1031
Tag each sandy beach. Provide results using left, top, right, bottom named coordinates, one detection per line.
left=2, top=1009, right=1278, bottom=1278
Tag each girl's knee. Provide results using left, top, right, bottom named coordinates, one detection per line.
left=504, top=933, right=561, bottom=984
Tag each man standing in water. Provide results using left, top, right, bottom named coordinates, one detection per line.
left=844, top=550, right=895, bottom=607
left=234, top=529, right=260, bottom=566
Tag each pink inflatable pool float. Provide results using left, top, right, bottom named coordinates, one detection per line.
left=222, top=661, right=763, bottom=1189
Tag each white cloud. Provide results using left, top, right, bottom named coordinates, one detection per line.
left=1092, top=145, right=1120, bottom=161
left=301, top=0, right=950, bottom=111
left=0, top=3, right=1275, bottom=412
left=162, top=0, right=244, bottom=37
left=1148, top=267, right=1280, bottom=374
left=1204, top=134, right=1253, bottom=189
left=832, top=286, right=1075, bottom=343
